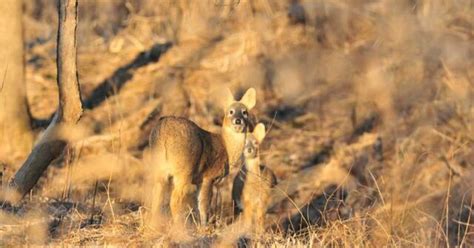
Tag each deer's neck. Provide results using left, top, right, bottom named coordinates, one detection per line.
left=221, top=127, right=246, bottom=169
left=245, top=157, right=261, bottom=175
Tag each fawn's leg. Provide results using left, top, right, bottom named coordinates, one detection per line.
left=243, top=204, right=254, bottom=229
left=255, top=205, right=266, bottom=234
left=198, top=178, right=213, bottom=226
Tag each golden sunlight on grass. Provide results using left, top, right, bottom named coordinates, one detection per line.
left=0, top=0, right=472, bottom=246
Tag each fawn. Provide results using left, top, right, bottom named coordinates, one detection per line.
left=147, top=88, right=257, bottom=227
left=232, top=123, right=277, bottom=233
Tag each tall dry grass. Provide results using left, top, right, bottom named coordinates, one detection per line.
left=0, top=0, right=472, bottom=246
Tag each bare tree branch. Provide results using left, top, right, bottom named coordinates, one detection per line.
left=5, top=0, right=82, bottom=202
left=56, top=0, right=82, bottom=123
left=0, top=0, right=34, bottom=163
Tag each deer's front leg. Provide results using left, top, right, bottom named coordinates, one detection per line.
left=198, top=178, right=213, bottom=225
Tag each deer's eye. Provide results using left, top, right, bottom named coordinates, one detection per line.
left=229, top=109, right=234, bottom=115
left=242, top=110, right=248, bottom=116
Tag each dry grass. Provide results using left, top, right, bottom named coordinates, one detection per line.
left=0, top=0, right=472, bottom=246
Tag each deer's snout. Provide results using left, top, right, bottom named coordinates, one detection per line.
left=233, top=118, right=243, bottom=125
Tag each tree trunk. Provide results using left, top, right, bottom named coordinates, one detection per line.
left=6, top=0, right=82, bottom=202
left=0, top=0, right=34, bottom=164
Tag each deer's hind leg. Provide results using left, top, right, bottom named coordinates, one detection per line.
left=152, top=174, right=171, bottom=215
left=198, top=178, right=214, bottom=226
left=147, top=175, right=171, bottom=231
left=170, top=175, right=199, bottom=225
left=144, top=150, right=172, bottom=231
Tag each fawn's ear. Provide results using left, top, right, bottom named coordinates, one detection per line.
left=222, top=87, right=235, bottom=109
left=253, top=123, right=266, bottom=143
left=240, top=88, right=256, bottom=110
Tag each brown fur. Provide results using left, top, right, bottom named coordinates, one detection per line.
left=147, top=88, right=257, bottom=226
left=232, top=123, right=277, bottom=233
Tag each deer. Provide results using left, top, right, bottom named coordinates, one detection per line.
left=232, top=123, right=277, bottom=234
left=146, top=88, right=257, bottom=228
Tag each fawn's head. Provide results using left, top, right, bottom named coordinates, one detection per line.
left=244, top=123, right=266, bottom=159
left=222, top=88, right=256, bottom=133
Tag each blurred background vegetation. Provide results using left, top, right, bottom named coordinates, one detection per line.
left=0, top=0, right=472, bottom=246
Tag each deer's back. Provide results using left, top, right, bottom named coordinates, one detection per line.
left=152, top=116, right=227, bottom=181
left=245, top=165, right=277, bottom=188
left=259, top=165, right=277, bottom=188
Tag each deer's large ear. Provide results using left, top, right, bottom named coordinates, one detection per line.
left=222, top=87, right=235, bottom=109
left=240, top=88, right=256, bottom=110
left=253, top=123, right=266, bottom=143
